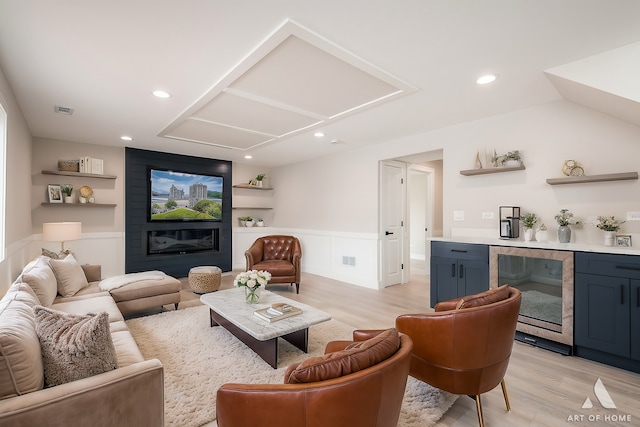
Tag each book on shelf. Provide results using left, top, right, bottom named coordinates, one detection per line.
left=254, top=303, right=302, bottom=322
left=79, top=157, right=104, bottom=174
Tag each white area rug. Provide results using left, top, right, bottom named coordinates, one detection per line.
left=126, top=305, right=457, bottom=427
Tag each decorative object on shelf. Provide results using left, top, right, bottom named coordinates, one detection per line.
left=256, top=218, right=264, bottom=227
left=521, top=212, right=538, bottom=242
left=47, top=184, right=62, bottom=203
left=57, top=159, right=79, bottom=172
left=593, top=215, right=625, bottom=246
left=501, top=150, right=522, bottom=167
left=562, top=160, right=585, bottom=177
left=490, top=149, right=500, bottom=168
left=60, top=184, right=74, bottom=203
left=255, top=173, right=266, bottom=188
left=238, top=216, right=252, bottom=227
left=245, top=218, right=255, bottom=227
left=474, top=151, right=483, bottom=169
left=234, top=270, right=271, bottom=304
left=555, top=209, right=581, bottom=243
left=615, top=235, right=632, bottom=247
left=79, top=185, right=94, bottom=203
left=535, top=223, right=548, bottom=243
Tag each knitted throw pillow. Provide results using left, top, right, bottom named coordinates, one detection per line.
left=34, top=306, right=118, bottom=387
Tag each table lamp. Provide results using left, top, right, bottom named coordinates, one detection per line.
left=42, top=222, right=82, bottom=252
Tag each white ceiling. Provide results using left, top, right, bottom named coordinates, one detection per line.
left=0, top=1, right=639, bottom=168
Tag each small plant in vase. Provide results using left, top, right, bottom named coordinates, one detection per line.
left=255, top=173, right=266, bottom=187
left=234, top=270, right=271, bottom=304
left=60, top=184, right=74, bottom=203
left=238, top=216, right=252, bottom=227
left=521, top=212, right=538, bottom=242
left=555, top=209, right=581, bottom=243
left=501, top=150, right=522, bottom=167
left=593, top=215, right=625, bottom=246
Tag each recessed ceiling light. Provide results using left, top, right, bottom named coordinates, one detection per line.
left=153, top=90, right=171, bottom=98
left=314, top=131, right=325, bottom=138
left=244, top=155, right=253, bottom=159
left=120, top=136, right=133, bottom=141
left=476, top=74, right=498, bottom=85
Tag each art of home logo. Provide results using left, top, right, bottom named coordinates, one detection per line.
left=567, top=378, right=633, bottom=423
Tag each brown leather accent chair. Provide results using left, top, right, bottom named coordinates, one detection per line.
left=216, top=329, right=412, bottom=427
left=245, top=235, right=302, bottom=293
left=396, top=285, right=522, bottom=427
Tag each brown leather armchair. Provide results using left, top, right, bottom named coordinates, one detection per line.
left=216, top=329, right=412, bottom=427
left=245, top=235, right=302, bottom=293
left=396, top=286, right=522, bottom=427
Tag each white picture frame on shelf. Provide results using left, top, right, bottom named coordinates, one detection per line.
left=616, top=235, right=632, bottom=247
left=47, top=184, right=62, bottom=203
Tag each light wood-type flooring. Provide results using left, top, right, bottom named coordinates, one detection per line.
left=164, top=267, right=640, bottom=427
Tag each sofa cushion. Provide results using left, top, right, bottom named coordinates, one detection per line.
left=52, top=294, right=125, bottom=324
left=457, top=285, right=510, bottom=309
left=48, top=253, right=89, bottom=297
left=20, top=256, right=58, bottom=306
left=0, top=288, right=44, bottom=399
left=284, top=328, right=400, bottom=384
left=41, top=248, right=71, bottom=259
left=34, top=306, right=118, bottom=387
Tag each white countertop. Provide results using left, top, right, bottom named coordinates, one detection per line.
left=430, top=236, right=640, bottom=256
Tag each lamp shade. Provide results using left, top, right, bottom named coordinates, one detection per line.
left=42, top=222, right=82, bottom=243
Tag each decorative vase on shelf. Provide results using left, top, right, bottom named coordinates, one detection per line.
left=558, top=225, right=571, bottom=243
left=523, top=228, right=534, bottom=242
left=604, top=231, right=616, bottom=247
left=244, top=286, right=261, bottom=304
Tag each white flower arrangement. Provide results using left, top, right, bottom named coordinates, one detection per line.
left=234, top=270, right=271, bottom=290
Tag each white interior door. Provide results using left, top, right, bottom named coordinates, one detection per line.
left=379, top=160, right=407, bottom=287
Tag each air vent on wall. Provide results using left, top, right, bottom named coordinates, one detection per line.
left=54, top=105, right=74, bottom=115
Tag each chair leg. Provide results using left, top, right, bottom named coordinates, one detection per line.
left=474, top=394, right=485, bottom=427
left=295, top=282, right=300, bottom=294
left=501, top=378, right=511, bottom=412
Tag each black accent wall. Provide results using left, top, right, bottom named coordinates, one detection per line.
left=125, top=148, right=232, bottom=277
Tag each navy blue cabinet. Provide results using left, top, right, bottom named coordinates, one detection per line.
left=575, top=252, right=640, bottom=373
left=430, top=241, right=489, bottom=308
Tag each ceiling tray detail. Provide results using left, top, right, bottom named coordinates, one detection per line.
left=159, top=19, right=415, bottom=151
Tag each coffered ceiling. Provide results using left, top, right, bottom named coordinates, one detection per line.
left=0, top=1, right=639, bottom=167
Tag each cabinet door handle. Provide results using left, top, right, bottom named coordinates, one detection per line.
left=451, top=249, right=468, bottom=253
left=621, top=285, right=624, bottom=305
left=637, top=287, right=639, bottom=308
left=615, top=265, right=640, bottom=271
left=459, top=264, right=464, bottom=279
left=451, top=263, right=456, bottom=277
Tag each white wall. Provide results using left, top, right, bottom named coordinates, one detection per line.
left=267, top=100, right=640, bottom=289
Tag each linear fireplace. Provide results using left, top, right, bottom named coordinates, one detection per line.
left=147, top=228, right=219, bottom=255
left=490, top=246, right=574, bottom=354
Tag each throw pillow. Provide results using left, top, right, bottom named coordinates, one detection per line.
left=34, top=306, right=118, bottom=387
left=457, top=285, right=510, bottom=309
left=0, top=292, right=45, bottom=398
left=48, top=253, right=89, bottom=297
left=284, top=328, right=400, bottom=384
left=41, top=248, right=71, bottom=260
left=20, top=256, right=58, bottom=306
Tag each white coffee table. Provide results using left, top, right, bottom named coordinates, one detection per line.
left=200, top=287, right=331, bottom=368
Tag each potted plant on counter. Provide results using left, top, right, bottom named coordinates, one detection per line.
left=521, top=212, right=538, bottom=242
left=555, top=209, right=581, bottom=243
left=593, top=215, right=625, bottom=246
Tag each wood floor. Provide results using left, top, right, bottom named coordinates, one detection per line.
left=173, top=269, right=640, bottom=427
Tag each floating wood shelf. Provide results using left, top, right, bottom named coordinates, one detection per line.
left=460, top=165, right=526, bottom=176
left=232, top=184, right=273, bottom=190
left=41, top=202, right=117, bottom=207
left=546, top=172, right=638, bottom=185
left=42, top=170, right=117, bottom=180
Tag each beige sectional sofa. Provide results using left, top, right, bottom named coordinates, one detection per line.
left=0, top=254, right=180, bottom=427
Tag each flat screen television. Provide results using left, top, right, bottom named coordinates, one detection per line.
left=149, top=168, right=223, bottom=221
